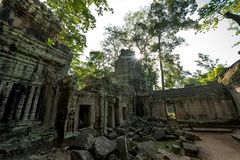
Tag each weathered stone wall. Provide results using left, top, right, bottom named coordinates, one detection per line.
left=0, top=0, right=72, bottom=139
left=63, top=50, right=147, bottom=135
left=151, top=84, right=239, bottom=122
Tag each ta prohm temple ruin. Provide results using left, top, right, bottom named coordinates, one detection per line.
left=0, top=0, right=240, bottom=159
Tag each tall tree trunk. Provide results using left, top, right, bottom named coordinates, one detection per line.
left=158, top=34, right=165, bottom=90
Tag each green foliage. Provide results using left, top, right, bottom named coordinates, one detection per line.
left=46, top=0, right=112, bottom=54
left=163, top=54, right=186, bottom=89
left=47, top=38, right=55, bottom=46
left=101, top=0, right=197, bottom=90
left=71, top=51, right=111, bottom=88
left=198, top=0, right=240, bottom=29
left=199, top=65, right=225, bottom=84
left=147, top=0, right=197, bottom=90
left=45, top=0, right=112, bottom=88
left=198, top=0, right=240, bottom=45
left=101, top=25, right=129, bottom=67
left=184, top=53, right=226, bottom=86
left=194, top=53, right=219, bottom=70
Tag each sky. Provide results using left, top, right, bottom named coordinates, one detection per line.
left=85, top=0, right=240, bottom=72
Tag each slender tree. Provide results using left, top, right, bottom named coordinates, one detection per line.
left=148, top=0, right=197, bottom=90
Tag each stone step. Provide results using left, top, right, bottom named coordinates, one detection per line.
left=232, top=133, right=240, bottom=142
left=183, top=127, right=232, bottom=132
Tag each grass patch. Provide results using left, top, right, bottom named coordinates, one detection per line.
left=155, top=140, right=176, bottom=152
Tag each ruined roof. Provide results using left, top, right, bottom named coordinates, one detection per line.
left=0, top=0, right=61, bottom=43
left=82, top=75, right=135, bottom=96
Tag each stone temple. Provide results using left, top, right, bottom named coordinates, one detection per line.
left=0, top=0, right=240, bottom=159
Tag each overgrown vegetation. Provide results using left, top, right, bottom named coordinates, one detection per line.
left=184, top=53, right=226, bottom=86
left=45, top=0, right=239, bottom=89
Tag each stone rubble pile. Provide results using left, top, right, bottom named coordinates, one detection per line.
left=66, top=115, right=201, bottom=160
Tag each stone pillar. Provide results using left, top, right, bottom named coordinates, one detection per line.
left=22, top=86, right=36, bottom=120
left=0, top=82, right=13, bottom=119
left=90, top=105, right=96, bottom=128
left=100, top=97, right=105, bottom=134
left=104, top=100, right=108, bottom=134
left=110, top=104, right=115, bottom=128
left=15, top=86, right=27, bottom=120
left=0, top=80, right=5, bottom=94
left=29, top=87, right=41, bottom=120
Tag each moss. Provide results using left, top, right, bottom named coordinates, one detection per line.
left=155, top=140, right=176, bottom=152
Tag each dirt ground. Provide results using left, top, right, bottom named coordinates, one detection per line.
left=196, top=132, right=240, bottom=160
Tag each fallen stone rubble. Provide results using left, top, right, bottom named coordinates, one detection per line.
left=4, top=115, right=202, bottom=160
left=65, top=115, right=201, bottom=160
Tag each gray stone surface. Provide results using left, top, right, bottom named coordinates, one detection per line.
left=172, top=144, right=181, bottom=154
left=137, top=140, right=157, bottom=153
left=153, top=128, right=167, bottom=140
left=70, top=150, right=94, bottom=160
left=70, top=133, right=95, bottom=150
left=182, top=142, right=199, bottom=157
left=93, top=136, right=117, bottom=159
left=117, top=136, right=129, bottom=160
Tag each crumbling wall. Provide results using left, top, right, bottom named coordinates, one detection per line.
left=152, top=84, right=238, bottom=122
left=0, top=0, right=71, bottom=142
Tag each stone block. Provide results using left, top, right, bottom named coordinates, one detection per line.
left=116, top=136, right=129, bottom=160
left=70, top=133, right=95, bottom=150
left=172, top=144, right=181, bottom=154
left=70, top=150, right=94, bottom=160
left=93, top=136, right=117, bottom=159
left=153, top=128, right=167, bottom=140
left=182, top=142, right=199, bottom=157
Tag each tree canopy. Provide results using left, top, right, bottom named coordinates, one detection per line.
left=46, top=0, right=112, bottom=55
left=184, top=53, right=226, bottom=85
left=100, top=0, right=198, bottom=90
left=198, top=0, right=240, bottom=46
left=43, top=0, right=237, bottom=89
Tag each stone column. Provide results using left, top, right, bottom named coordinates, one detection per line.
left=104, top=100, right=108, bottom=134
left=100, top=97, right=105, bottom=134
left=29, top=87, right=41, bottom=120
left=22, top=86, right=36, bottom=120
left=0, top=82, right=13, bottom=120
left=112, top=105, right=115, bottom=127
left=0, top=80, right=5, bottom=94
left=15, top=86, right=27, bottom=120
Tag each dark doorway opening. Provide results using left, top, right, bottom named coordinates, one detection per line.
left=79, top=105, right=91, bottom=129
left=107, top=103, right=114, bottom=127
left=136, top=97, right=144, bottom=117
left=114, top=102, right=120, bottom=126
left=122, top=107, right=127, bottom=120
left=2, top=83, right=22, bottom=121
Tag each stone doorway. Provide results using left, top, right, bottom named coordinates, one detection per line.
left=2, top=83, right=22, bottom=121
left=114, top=103, right=120, bottom=126
left=166, top=101, right=176, bottom=120
left=79, top=105, right=91, bottom=128
left=107, top=103, right=115, bottom=128
left=136, top=98, right=144, bottom=117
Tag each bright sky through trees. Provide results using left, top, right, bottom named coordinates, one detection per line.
left=85, top=0, right=239, bottom=72
left=39, top=0, right=239, bottom=72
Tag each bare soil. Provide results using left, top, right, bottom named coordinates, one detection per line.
left=196, top=132, right=240, bottom=160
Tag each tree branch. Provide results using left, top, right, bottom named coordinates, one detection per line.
left=224, top=11, right=240, bottom=27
